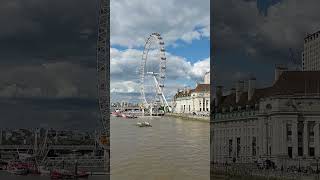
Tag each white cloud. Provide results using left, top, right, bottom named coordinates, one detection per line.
left=191, top=58, right=210, bottom=77
left=111, top=81, right=139, bottom=93
left=110, top=0, right=210, bottom=47
left=110, top=48, right=210, bottom=100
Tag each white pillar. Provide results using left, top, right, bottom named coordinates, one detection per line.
left=303, top=121, right=309, bottom=157
left=292, top=121, right=298, bottom=158
left=315, top=122, right=320, bottom=157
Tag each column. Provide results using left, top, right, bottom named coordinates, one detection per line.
left=303, top=121, right=309, bottom=157
left=292, top=121, right=298, bottom=158
left=315, top=122, right=320, bottom=157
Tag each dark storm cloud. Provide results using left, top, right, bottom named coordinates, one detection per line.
left=213, top=0, right=320, bottom=63
left=213, top=0, right=320, bottom=89
left=0, top=62, right=97, bottom=98
left=0, top=0, right=98, bottom=62
left=0, top=97, right=101, bottom=129
left=0, top=0, right=102, bottom=128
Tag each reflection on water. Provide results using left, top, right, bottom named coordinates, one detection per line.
left=111, top=116, right=209, bottom=180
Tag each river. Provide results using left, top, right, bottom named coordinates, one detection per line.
left=111, top=116, right=209, bottom=180
left=0, top=116, right=209, bottom=179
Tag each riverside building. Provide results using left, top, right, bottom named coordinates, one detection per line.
left=173, top=72, right=210, bottom=114
left=212, top=67, right=320, bottom=169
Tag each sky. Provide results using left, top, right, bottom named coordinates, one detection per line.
left=1, top=0, right=320, bottom=128
left=0, top=0, right=100, bottom=128
left=110, top=0, right=210, bottom=103
left=213, top=0, right=320, bottom=91
left=0, top=0, right=210, bottom=128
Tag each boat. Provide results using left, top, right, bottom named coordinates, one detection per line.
left=136, top=121, right=152, bottom=127
left=111, top=111, right=122, bottom=117
left=51, top=169, right=73, bottom=179
left=125, top=114, right=137, bottom=119
left=74, top=171, right=90, bottom=178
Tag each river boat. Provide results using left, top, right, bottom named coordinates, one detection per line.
left=136, top=122, right=152, bottom=127
left=125, top=114, right=137, bottom=119
left=74, top=171, right=90, bottom=178
left=51, top=169, right=73, bottom=179
left=111, top=111, right=122, bottom=117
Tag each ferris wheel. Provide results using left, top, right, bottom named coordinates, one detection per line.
left=140, top=32, right=170, bottom=114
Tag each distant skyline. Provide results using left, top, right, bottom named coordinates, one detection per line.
left=110, top=0, right=210, bottom=103
left=213, top=0, right=320, bottom=90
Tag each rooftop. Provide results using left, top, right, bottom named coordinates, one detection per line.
left=174, top=84, right=210, bottom=99
left=216, top=71, right=320, bottom=110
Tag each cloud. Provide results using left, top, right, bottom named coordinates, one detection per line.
left=110, top=0, right=209, bottom=47
left=214, top=0, right=320, bottom=62
left=0, top=62, right=97, bottom=98
left=110, top=47, right=209, bottom=101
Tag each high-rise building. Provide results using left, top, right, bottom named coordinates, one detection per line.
left=302, top=30, right=320, bottom=71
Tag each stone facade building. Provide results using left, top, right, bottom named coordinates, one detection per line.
left=173, top=72, right=210, bottom=114
left=212, top=70, right=320, bottom=169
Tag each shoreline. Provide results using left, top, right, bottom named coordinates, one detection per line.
left=165, top=113, right=209, bottom=122
left=211, top=164, right=320, bottom=180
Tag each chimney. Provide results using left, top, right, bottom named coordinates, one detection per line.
left=274, top=65, right=288, bottom=83
left=248, top=77, right=256, bottom=101
left=236, top=80, right=244, bottom=103
left=215, top=86, right=223, bottom=106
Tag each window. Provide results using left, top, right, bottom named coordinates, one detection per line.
left=298, top=147, right=303, bottom=156
left=229, top=139, right=233, bottom=157
left=288, top=147, right=292, bottom=158
left=309, top=147, right=315, bottom=156
left=252, top=137, right=256, bottom=156
left=287, top=124, right=292, bottom=142
left=236, top=137, right=240, bottom=158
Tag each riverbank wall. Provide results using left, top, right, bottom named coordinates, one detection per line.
left=165, top=113, right=209, bottom=122
left=212, top=163, right=320, bottom=180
